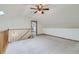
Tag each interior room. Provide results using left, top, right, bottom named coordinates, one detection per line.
left=0, top=4, right=79, bottom=54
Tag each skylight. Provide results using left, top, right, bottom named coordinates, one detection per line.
left=0, top=11, right=5, bottom=16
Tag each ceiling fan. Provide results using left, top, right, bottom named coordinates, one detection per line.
left=30, top=4, right=49, bottom=14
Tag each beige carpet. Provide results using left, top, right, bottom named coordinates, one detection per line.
left=5, top=35, right=79, bottom=54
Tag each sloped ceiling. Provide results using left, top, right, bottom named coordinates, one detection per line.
left=0, top=4, right=79, bottom=28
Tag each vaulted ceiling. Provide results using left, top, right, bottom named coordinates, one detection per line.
left=0, top=4, right=79, bottom=28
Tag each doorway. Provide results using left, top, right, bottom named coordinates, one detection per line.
left=31, top=20, right=37, bottom=38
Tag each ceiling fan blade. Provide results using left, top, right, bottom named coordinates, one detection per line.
left=43, top=8, right=49, bottom=10
left=34, top=11, right=37, bottom=13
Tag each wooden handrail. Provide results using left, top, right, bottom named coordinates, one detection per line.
left=9, top=28, right=31, bottom=30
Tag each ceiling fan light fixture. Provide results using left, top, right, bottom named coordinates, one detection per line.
left=31, top=4, right=49, bottom=14
left=36, top=10, right=44, bottom=14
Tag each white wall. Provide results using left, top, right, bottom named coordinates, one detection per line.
left=37, top=21, right=44, bottom=34
left=0, top=17, right=31, bottom=29
left=31, top=4, right=79, bottom=28
left=43, top=28, right=79, bottom=41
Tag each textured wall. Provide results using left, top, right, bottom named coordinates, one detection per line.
left=32, top=4, right=79, bottom=28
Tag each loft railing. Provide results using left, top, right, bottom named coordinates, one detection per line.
left=8, top=28, right=32, bottom=43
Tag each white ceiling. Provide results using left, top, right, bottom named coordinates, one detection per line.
left=0, top=4, right=79, bottom=28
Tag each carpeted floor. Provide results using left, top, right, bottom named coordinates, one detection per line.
left=5, top=35, right=79, bottom=54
